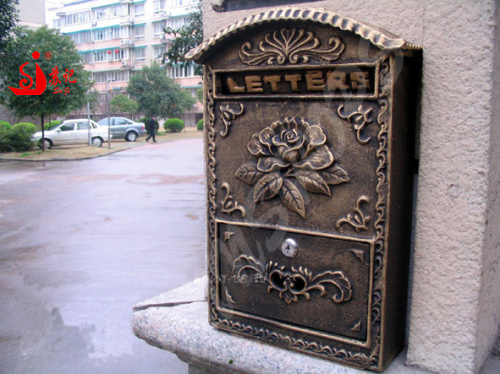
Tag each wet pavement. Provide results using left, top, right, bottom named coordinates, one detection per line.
left=0, top=139, right=206, bottom=373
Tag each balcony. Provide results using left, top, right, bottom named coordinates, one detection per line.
left=120, top=39, right=134, bottom=48
left=120, top=17, right=134, bottom=26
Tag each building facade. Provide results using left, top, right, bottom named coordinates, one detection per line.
left=47, top=0, right=202, bottom=126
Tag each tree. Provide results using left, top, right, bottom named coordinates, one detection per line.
left=0, top=26, right=93, bottom=149
left=163, top=3, right=203, bottom=75
left=110, top=94, right=138, bottom=115
left=127, top=63, right=195, bottom=118
left=0, top=0, right=18, bottom=53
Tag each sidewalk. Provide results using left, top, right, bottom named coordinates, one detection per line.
left=0, top=127, right=203, bottom=162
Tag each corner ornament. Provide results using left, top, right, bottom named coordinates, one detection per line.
left=235, top=118, right=350, bottom=218
left=337, top=104, right=374, bottom=145
left=336, top=196, right=371, bottom=232
left=219, top=103, right=244, bottom=137
left=233, top=255, right=352, bottom=305
left=221, top=182, right=246, bottom=218
left=240, top=28, right=345, bottom=66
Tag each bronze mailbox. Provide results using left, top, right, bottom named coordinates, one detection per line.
left=188, top=8, right=421, bottom=371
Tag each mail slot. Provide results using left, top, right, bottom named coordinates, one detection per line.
left=187, top=7, right=421, bottom=371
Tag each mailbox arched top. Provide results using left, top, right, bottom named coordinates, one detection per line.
left=186, top=7, right=421, bottom=63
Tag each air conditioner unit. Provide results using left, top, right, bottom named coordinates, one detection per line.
left=121, top=60, right=127, bottom=66
left=120, top=39, right=132, bottom=45
left=92, top=20, right=97, bottom=26
left=161, top=11, right=171, bottom=17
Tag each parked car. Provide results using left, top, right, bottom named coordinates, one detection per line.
left=31, top=119, right=109, bottom=149
left=97, top=117, right=147, bottom=142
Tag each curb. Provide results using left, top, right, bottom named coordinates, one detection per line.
left=0, top=144, right=138, bottom=163
left=0, top=132, right=203, bottom=162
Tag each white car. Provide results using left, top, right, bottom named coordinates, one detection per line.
left=31, top=119, right=110, bottom=149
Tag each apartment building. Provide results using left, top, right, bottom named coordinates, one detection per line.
left=47, top=0, right=202, bottom=126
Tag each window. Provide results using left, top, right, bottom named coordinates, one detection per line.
left=154, top=0, right=166, bottom=13
left=166, top=17, right=186, bottom=31
left=60, top=123, right=74, bottom=131
left=118, top=49, right=129, bottom=60
left=114, top=70, right=130, bottom=82
left=93, top=72, right=107, bottom=83
left=134, top=48, right=145, bottom=62
left=81, top=52, right=92, bottom=64
left=94, top=5, right=127, bottom=20
left=188, top=88, right=198, bottom=98
left=64, top=11, right=90, bottom=26
left=121, top=26, right=130, bottom=38
left=70, top=31, right=91, bottom=44
left=166, top=63, right=195, bottom=78
left=94, top=51, right=109, bottom=62
left=134, top=4, right=144, bottom=17
left=93, top=27, right=123, bottom=42
left=93, top=29, right=105, bottom=41
left=134, top=25, right=145, bottom=39
left=154, top=45, right=165, bottom=59
left=153, top=21, right=166, bottom=38
left=76, top=121, right=90, bottom=130
left=92, top=71, right=130, bottom=83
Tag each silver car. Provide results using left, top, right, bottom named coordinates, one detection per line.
left=97, top=117, right=147, bottom=142
left=31, top=119, right=109, bottom=149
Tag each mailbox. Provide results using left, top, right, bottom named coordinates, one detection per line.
left=187, top=7, right=421, bottom=371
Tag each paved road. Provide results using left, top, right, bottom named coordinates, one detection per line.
left=0, top=138, right=206, bottom=373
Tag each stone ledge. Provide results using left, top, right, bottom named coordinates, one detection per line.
left=133, top=276, right=433, bottom=374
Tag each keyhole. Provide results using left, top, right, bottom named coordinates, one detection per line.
left=281, top=238, right=298, bottom=257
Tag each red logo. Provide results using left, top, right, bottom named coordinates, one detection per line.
left=8, top=51, right=47, bottom=96
left=8, top=51, right=77, bottom=96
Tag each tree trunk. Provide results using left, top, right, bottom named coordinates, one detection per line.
left=41, top=111, right=45, bottom=151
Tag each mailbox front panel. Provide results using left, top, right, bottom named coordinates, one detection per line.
left=192, top=8, right=420, bottom=371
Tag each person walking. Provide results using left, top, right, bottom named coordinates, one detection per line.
left=145, top=116, right=157, bottom=142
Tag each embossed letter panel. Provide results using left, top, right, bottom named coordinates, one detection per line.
left=188, top=8, right=421, bottom=371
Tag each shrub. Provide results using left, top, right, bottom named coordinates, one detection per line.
left=0, top=126, right=11, bottom=152
left=0, top=120, right=11, bottom=131
left=197, top=119, right=203, bottom=131
left=164, top=118, right=184, bottom=133
left=12, top=122, right=38, bottom=135
left=45, top=120, right=62, bottom=130
left=0, top=123, right=34, bottom=152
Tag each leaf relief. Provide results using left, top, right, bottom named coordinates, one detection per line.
left=254, top=173, right=283, bottom=203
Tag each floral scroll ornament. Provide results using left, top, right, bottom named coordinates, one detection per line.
left=219, top=103, right=244, bottom=137
left=233, top=255, right=352, bottom=305
left=235, top=118, right=349, bottom=218
left=239, top=28, right=345, bottom=66
left=336, top=196, right=371, bottom=232
left=221, top=182, right=246, bottom=218
left=337, top=104, right=374, bottom=145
